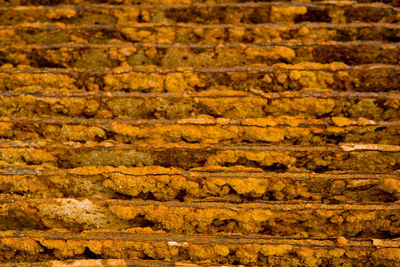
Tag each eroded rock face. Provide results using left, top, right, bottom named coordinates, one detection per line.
left=1, top=230, right=400, bottom=266
left=1, top=0, right=400, bottom=266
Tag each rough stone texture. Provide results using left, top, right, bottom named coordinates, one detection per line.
left=1, top=0, right=400, bottom=266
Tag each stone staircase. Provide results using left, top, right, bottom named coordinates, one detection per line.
left=0, top=0, right=400, bottom=266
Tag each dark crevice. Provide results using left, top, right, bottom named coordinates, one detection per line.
left=83, top=247, right=103, bottom=259
left=176, top=189, right=187, bottom=202
left=294, top=8, right=331, bottom=23
left=133, top=191, right=158, bottom=201
left=127, top=215, right=156, bottom=228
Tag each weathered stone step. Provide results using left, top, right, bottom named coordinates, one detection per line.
left=1, top=64, right=399, bottom=93
left=1, top=230, right=399, bottom=265
left=0, top=141, right=400, bottom=172
left=1, top=90, right=400, bottom=121
left=0, top=2, right=399, bottom=26
left=1, top=197, right=400, bottom=239
left=2, top=42, right=399, bottom=68
left=2, top=116, right=400, bottom=145
left=1, top=165, right=400, bottom=202
left=3, top=0, right=397, bottom=6
left=2, top=22, right=400, bottom=45
left=0, top=0, right=398, bottom=6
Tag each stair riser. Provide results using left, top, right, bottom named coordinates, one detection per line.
left=1, top=145, right=399, bottom=172
left=1, top=169, right=399, bottom=202
left=1, top=66, right=400, bottom=92
left=2, top=43, right=400, bottom=67
left=2, top=24, right=400, bottom=45
left=2, top=121, right=400, bottom=145
left=0, top=232, right=398, bottom=265
left=1, top=199, right=400, bottom=239
left=0, top=4, right=398, bottom=25
left=1, top=94, right=399, bottom=120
